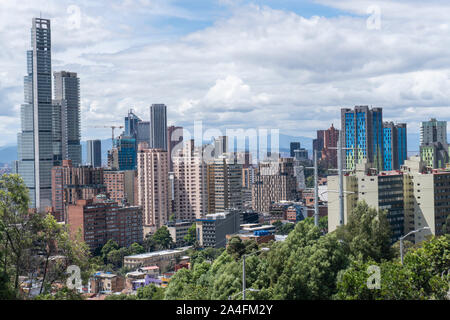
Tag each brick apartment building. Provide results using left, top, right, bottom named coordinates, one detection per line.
left=67, top=194, right=143, bottom=251
left=51, top=160, right=105, bottom=222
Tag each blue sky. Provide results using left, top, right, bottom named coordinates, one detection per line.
left=0, top=0, right=450, bottom=151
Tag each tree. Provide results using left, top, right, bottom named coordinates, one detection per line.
left=129, top=243, right=145, bottom=255
left=335, top=201, right=394, bottom=263
left=100, top=240, right=119, bottom=263
left=136, top=284, right=165, bottom=300
left=34, top=287, right=85, bottom=300
left=152, top=226, right=174, bottom=250
left=335, top=235, right=450, bottom=300
left=184, top=223, right=196, bottom=246
left=106, top=247, right=129, bottom=269
left=0, top=174, right=44, bottom=297
left=226, top=236, right=246, bottom=260
left=265, top=222, right=348, bottom=299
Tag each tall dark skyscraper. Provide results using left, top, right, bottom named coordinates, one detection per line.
left=17, top=18, right=53, bottom=210
left=87, top=140, right=102, bottom=168
left=290, top=142, right=300, bottom=158
left=53, top=71, right=81, bottom=166
left=52, top=71, right=81, bottom=166
left=341, top=106, right=383, bottom=171
left=150, top=104, right=167, bottom=151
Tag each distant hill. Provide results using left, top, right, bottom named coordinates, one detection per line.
left=0, top=133, right=426, bottom=166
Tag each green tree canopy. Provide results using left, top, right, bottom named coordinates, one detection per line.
left=335, top=201, right=394, bottom=263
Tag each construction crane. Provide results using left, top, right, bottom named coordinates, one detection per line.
left=91, top=125, right=124, bottom=145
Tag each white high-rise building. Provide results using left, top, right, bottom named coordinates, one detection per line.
left=173, top=140, right=208, bottom=221
left=137, top=144, right=169, bottom=235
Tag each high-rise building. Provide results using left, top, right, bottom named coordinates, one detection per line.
left=207, top=155, right=243, bottom=214
left=51, top=160, right=105, bottom=222
left=115, top=136, right=137, bottom=170
left=383, top=122, right=407, bottom=171
left=321, top=124, right=340, bottom=168
left=328, top=157, right=449, bottom=244
left=401, top=157, right=450, bottom=243
left=137, top=144, right=169, bottom=235
left=150, top=104, right=167, bottom=151
left=341, top=106, right=383, bottom=171
left=17, top=18, right=53, bottom=210
left=290, top=142, right=301, bottom=158
left=173, top=140, right=208, bottom=221
left=87, top=140, right=102, bottom=167
left=419, top=119, right=448, bottom=169
left=167, top=126, right=183, bottom=172
left=420, top=118, right=447, bottom=146
left=328, top=161, right=404, bottom=243
left=252, top=157, right=298, bottom=213
left=313, top=132, right=324, bottom=159
left=214, top=136, right=228, bottom=158
left=125, top=109, right=141, bottom=138
left=67, top=195, right=143, bottom=251
left=420, top=142, right=449, bottom=169
left=53, top=71, right=81, bottom=166
left=124, top=109, right=150, bottom=149
left=104, top=170, right=137, bottom=206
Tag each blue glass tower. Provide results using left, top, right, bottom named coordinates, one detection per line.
left=383, top=122, right=407, bottom=171
left=341, top=106, right=384, bottom=171
left=116, top=136, right=137, bottom=170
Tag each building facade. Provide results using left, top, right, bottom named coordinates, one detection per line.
left=17, top=18, right=53, bottom=210
left=53, top=71, right=81, bottom=166
left=383, top=122, right=407, bottom=171
left=321, top=124, right=340, bottom=168
left=341, top=106, right=383, bottom=171
left=196, top=210, right=242, bottom=248
left=51, top=159, right=105, bottom=222
left=150, top=104, right=167, bottom=151
left=104, top=170, right=137, bottom=206
left=137, top=145, right=169, bottom=235
left=172, top=140, right=208, bottom=221
left=67, top=195, right=143, bottom=251
left=87, top=140, right=102, bottom=167
left=252, top=157, right=298, bottom=213
left=207, top=156, right=243, bottom=214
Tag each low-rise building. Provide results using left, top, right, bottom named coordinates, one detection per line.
left=166, top=220, right=193, bottom=247
left=196, top=209, right=242, bottom=248
left=90, top=272, right=125, bottom=294
left=123, top=247, right=191, bottom=271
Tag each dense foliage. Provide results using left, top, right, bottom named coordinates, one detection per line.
left=163, top=200, right=449, bottom=300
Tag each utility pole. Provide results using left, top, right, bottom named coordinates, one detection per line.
left=242, top=255, right=246, bottom=300
left=314, top=150, right=319, bottom=227
left=337, top=133, right=344, bottom=226
left=304, top=152, right=319, bottom=227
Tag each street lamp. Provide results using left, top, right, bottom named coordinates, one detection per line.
left=228, top=288, right=260, bottom=300
left=399, top=227, right=431, bottom=264
left=242, top=247, right=270, bottom=300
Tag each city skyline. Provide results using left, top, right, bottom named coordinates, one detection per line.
left=1, top=0, right=450, bottom=149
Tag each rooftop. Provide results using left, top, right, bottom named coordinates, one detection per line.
left=125, top=246, right=191, bottom=259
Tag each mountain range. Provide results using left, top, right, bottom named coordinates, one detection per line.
left=0, top=133, right=424, bottom=167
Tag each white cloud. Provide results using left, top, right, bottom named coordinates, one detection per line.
left=0, top=1, right=450, bottom=148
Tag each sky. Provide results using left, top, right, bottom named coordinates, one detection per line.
left=0, top=0, right=450, bottom=148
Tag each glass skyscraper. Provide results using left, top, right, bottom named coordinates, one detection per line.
left=341, top=106, right=384, bottom=171
left=53, top=71, right=81, bottom=166
left=150, top=104, right=168, bottom=151
left=87, top=140, right=102, bottom=168
left=17, top=18, right=53, bottom=210
left=383, top=122, right=407, bottom=171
